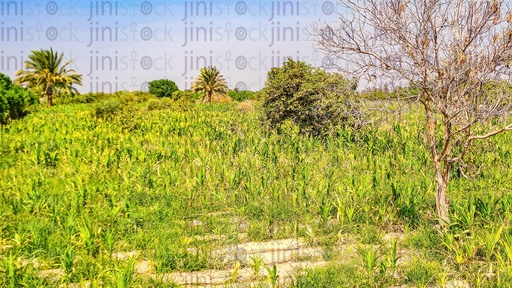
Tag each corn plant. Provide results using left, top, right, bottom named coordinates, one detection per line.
left=250, top=255, right=265, bottom=277
left=478, top=224, right=504, bottom=262
left=356, top=244, right=383, bottom=283
left=265, top=264, right=279, bottom=288
left=116, top=261, right=134, bottom=288
left=60, top=246, right=75, bottom=280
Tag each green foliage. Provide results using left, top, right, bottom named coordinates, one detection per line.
left=172, top=90, right=201, bottom=101
left=57, top=91, right=153, bottom=106
left=261, top=59, right=361, bottom=136
left=1, top=101, right=512, bottom=286
left=228, top=90, right=257, bottom=102
left=0, top=72, right=13, bottom=91
left=292, top=264, right=360, bottom=287
left=55, top=92, right=107, bottom=104
left=404, top=259, right=441, bottom=287
left=93, top=98, right=124, bottom=119
left=148, top=79, right=179, bottom=98
left=145, top=97, right=193, bottom=112
left=146, top=98, right=172, bottom=111
left=0, top=73, right=38, bottom=125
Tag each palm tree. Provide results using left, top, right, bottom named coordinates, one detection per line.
left=15, top=48, right=82, bottom=107
left=192, top=66, right=228, bottom=103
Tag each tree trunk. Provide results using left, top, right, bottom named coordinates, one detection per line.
left=425, top=101, right=450, bottom=226
left=434, top=162, right=450, bottom=225
left=47, top=93, right=53, bottom=107
left=207, top=91, right=212, bottom=103
left=46, top=86, right=53, bottom=107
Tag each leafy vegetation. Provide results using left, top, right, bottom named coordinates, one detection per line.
left=0, top=73, right=38, bottom=125
left=228, top=90, right=258, bottom=102
left=1, top=41, right=512, bottom=286
left=148, top=79, right=179, bottom=98
left=1, top=96, right=512, bottom=286
left=261, top=59, right=361, bottom=136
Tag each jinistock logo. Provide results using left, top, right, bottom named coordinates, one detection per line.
left=86, top=1, right=176, bottom=20
left=86, top=21, right=174, bottom=47
left=1, top=21, right=80, bottom=42
left=87, top=50, right=174, bottom=76
left=89, top=75, right=149, bottom=93
left=182, top=49, right=326, bottom=74
left=180, top=21, right=310, bottom=47
left=180, top=1, right=336, bottom=20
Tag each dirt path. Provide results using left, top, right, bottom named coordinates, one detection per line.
left=156, top=238, right=342, bottom=287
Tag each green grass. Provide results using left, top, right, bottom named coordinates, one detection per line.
left=1, top=101, right=512, bottom=286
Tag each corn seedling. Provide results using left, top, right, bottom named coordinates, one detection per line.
left=356, top=244, right=383, bottom=282
left=230, top=260, right=240, bottom=283
left=60, top=246, right=75, bottom=276
left=250, top=255, right=265, bottom=277
left=265, top=264, right=279, bottom=288
left=116, top=261, right=134, bottom=288
left=478, top=224, right=504, bottom=262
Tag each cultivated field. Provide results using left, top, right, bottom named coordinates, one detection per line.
left=1, top=100, right=512, bottom=287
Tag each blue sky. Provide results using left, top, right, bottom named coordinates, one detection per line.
left=1, top=0, right=339, bottom=92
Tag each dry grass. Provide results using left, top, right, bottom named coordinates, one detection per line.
left=236, top=100, right=255, bottom=113
left=212, top=94, right=232, bottom=103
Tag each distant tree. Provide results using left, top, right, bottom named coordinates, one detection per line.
left=15, top=48, right=82, bottom=107
left=0, top=73, right=38, bottom=124
left=148, top=79, right=179, bottom=98
left=312, top=0, right=512, bottom=224
left=192, top=66, right=229, bottom=103
left=261, top=59, right=361, bottom=136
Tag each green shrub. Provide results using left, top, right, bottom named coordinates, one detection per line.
left=261, top=59, right=362, bottom=136
left=93, top=98, right=124, bottom=119
left=146, top=98, right=173, bottom=111
left=113, top=90, right=153, bottom=103
left=145, top=91, right=196, bottom=112
left=228, top=90, right=257, bottom=102
left=149, top=79, right=179, bottom=98
left=57, top=91, right=154, bottom=105
left=0, top=73, right=12, bottom=91
left=0, top=73, right=38, bottom=125
left=172, top=90, right=201, bottom=102
left=55, top=92, right=108, bottom=104
left=404, top=259, right=441, bottom=287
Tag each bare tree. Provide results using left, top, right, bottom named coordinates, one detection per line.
left=312, top=0, right=512, bottom=224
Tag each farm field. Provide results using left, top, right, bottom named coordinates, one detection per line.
left=1, top=100, right=512, bottom=287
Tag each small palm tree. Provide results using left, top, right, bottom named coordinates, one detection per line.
left=15, top=48, right=82, bottom=107
left=192, top=66, right=228, bottom=103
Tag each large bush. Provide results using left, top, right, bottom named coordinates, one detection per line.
left=149, top=79, right=179, bottom=98
left=261, top=59, right=361, bottom=136
left=93, top=98, right=124, bottom=119
left=0, top=73, right=38, bottom=125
